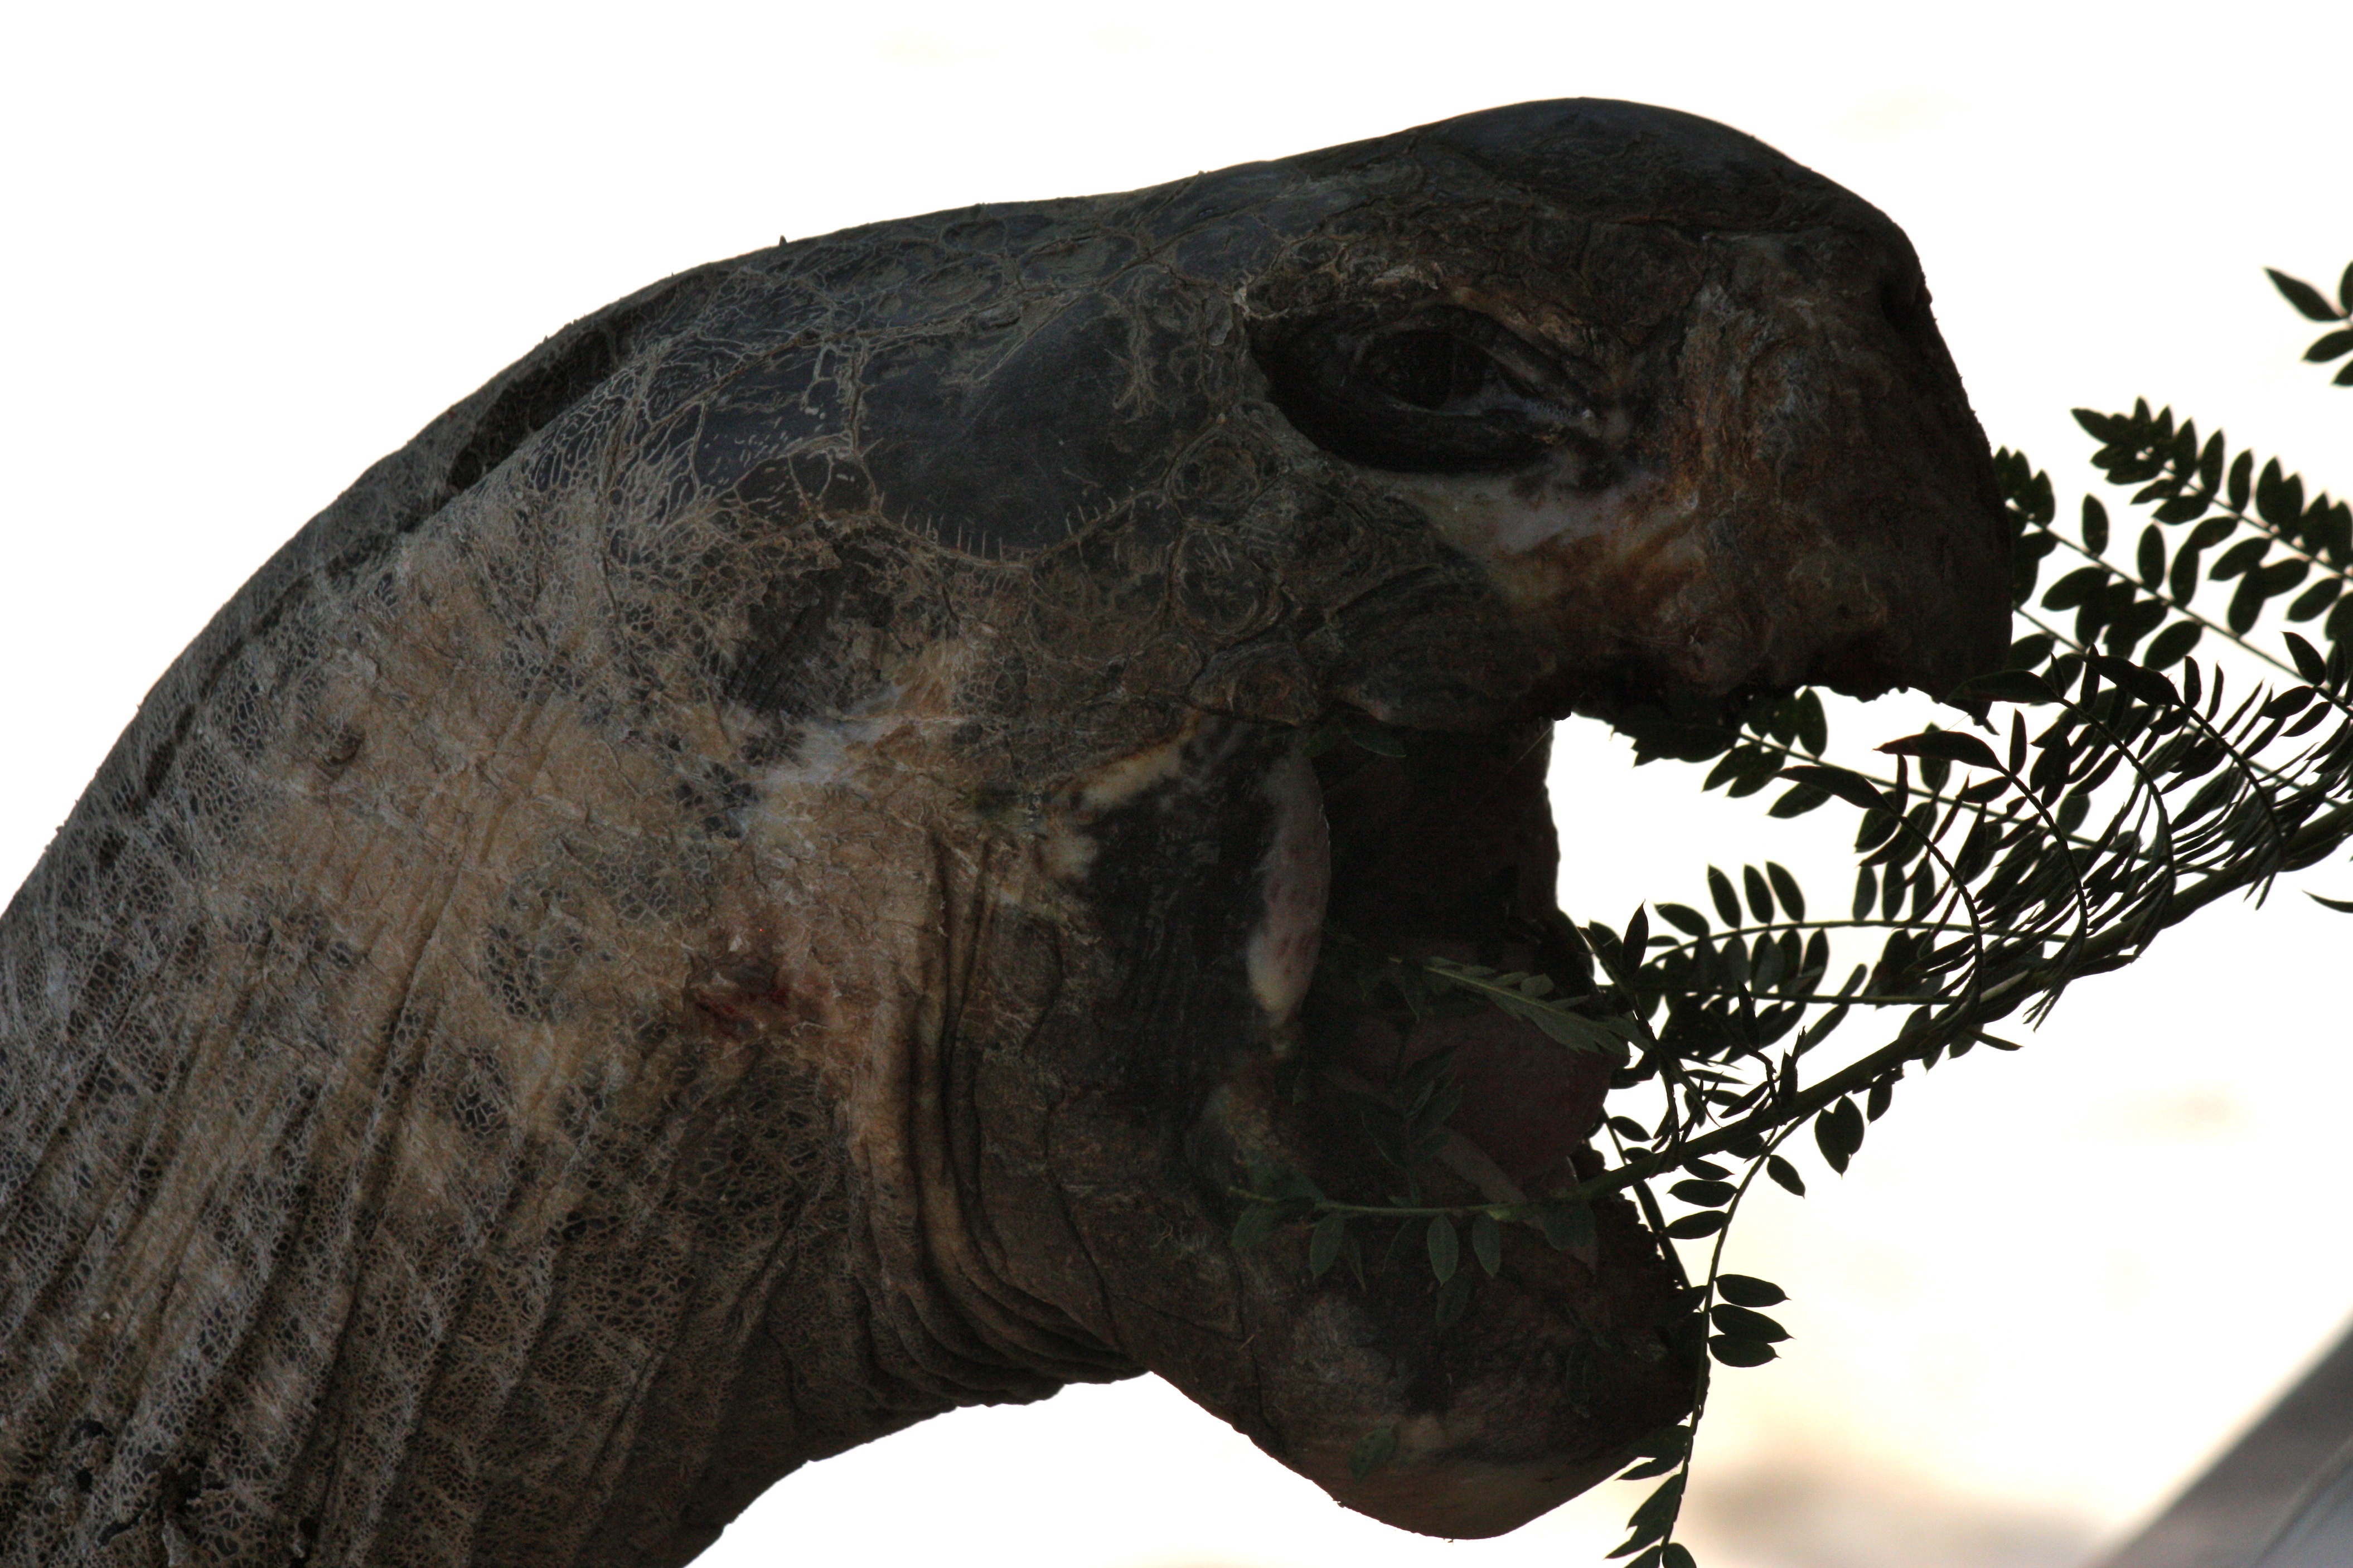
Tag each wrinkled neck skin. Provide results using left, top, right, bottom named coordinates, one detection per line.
left=0, top=537, right=1088, bottom=1565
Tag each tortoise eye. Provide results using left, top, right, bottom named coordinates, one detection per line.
left=1255, top=304, right=1594, bottom=475
left=1357, top=326, right=1498, bottom=410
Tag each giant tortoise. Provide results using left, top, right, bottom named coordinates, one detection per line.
left=0, top=98, right=2006, bottom=1566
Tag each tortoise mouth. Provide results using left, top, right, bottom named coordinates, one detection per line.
left=1230, top=715, right=1676, bottom=1539
left=1297, top=716, right=1612, bottom=1201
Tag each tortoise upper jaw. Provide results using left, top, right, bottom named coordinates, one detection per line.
left=1329, top=222, right=2012, bottom=725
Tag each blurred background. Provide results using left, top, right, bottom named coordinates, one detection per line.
left=1, top=3, right=2345, bottom=1564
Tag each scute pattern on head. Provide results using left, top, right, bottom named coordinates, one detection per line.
left=0, top=99, right=2005, bottom=1567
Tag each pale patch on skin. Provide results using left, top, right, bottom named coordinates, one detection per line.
left=1038, top=813, right=1099, bottom=881
left=747, top=715, right=901, bottom=816
left=1074, top=716, right=1207, bottom=813
left=1403, top=458, right=1722, bottom=689
left=1028, top=712, right=1226, bottom=886
left=1243, top=747, right=1330, bottom=1037
left=1399, top=455, right=1670, bottom=576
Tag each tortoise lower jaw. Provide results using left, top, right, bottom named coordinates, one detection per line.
left=1178, top=719, right=1689, bottom=1533
left=1316, top=1443, right=1629, bottom=1538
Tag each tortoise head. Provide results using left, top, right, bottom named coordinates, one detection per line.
left=664, top=96, right=2008, bottom=1540
left=800, top=99, right=2002, bottom=1538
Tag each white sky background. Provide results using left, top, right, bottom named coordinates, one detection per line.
left=2, top=3, right=2347, bottom=1566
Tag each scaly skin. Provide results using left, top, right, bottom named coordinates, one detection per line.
left=0, top=99, right=2007, bottom=1566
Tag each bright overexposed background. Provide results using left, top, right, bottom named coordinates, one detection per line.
left=2, top=4, right=2346, bottom=1566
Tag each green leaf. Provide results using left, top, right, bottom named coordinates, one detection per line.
left=1472, top=1211, right=1503, bottom=1276
left=1232, top=1202, right=1284, bottom=1251
left=2259, top=559, right=2310, bottom=597
left=2137, top=525, right=2166, bottom=588
left=1435, top=1266, right=1475, bottom=1327
left=2229, top=574, right=2265, bottom=635
left=2211, top=543, right=2268, bottom=585
left=1765, top=1155, right=1806, bottom=1196
left=2042, top=564, right=2108, bottom=611
left=1795, top=689, right=1829, bottom=755
left=1766, top=863, right=1805, bottom=921
left=1623, top=906, right=1651, bottom=969
left=1662, top=1545, right=1698, bottom=1568
left=2084, top=654, right=2179, bottom=707
left=2080, top=495, right=2109, bottom=555
left=1716, top=1273, right=1788, bottom=1307
left=2229, top=450, right=2254, bottom=512
left=1349, top=1424, right=1398, bottom=1481
left=2341, top=261, right=2353, bottom=314
left=2256, top=462, right=2304, bottom=531
left=1710, top=1304, right=1790, bottom=1341
left=1879, top=730, right=2000, bottom=770
left=1709, top=1335, right=1778, bottom=1366
left=2142, top=620, right=2204, bottom=669
left=1851, top=865, right=1876, bottom=921
left=2005, top=632, right=2055, bottom=671
left=2286, top=632, right=2330, bottom=684
left=1626, top=1424, right=1693, bottom=1466
left=1781, top=764, right=1889, bottom=812
left=1628, top=1474, right=1687, bottom=1532
left=1742, top=864, right=1774, bottom=921
left=2306, top=328, right=2353, bottom=363
left=1427, top=1215, right=1459, bottom=1283
left=2080, top=501, right=2117, bottom=561
left=2268, top=267, right=2344, bottom=323
left=1664, top=1211, right=1729, bottom=1240
left=1815, top=1098, right=1865, bottom=1173
left=1657, top=902, right=1711, bottom=937
left=2288, top=579, right=2342, bottom=622
left=1768, top=781, right=1831, bottom=818
left=1309, top=1212, right=1348, bottom=1278
left=2169, top=543, right=2205, bottom=606
left=2260, top=687, right=2313, bottom=721
left=2310, top=893, right=2353, bottom=914
left=2190, top=513, right=2238, bottom=551
left=1611, top=1530, right=1667, bottom=1563
left=1541, top=1203, right=1599, bottom=1265
left=1707, top=866, right=1742, bottom=928
left=1669, top=1179, right=1737, bottom=1208
left=1948, top=669, right=2057, bottom=706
